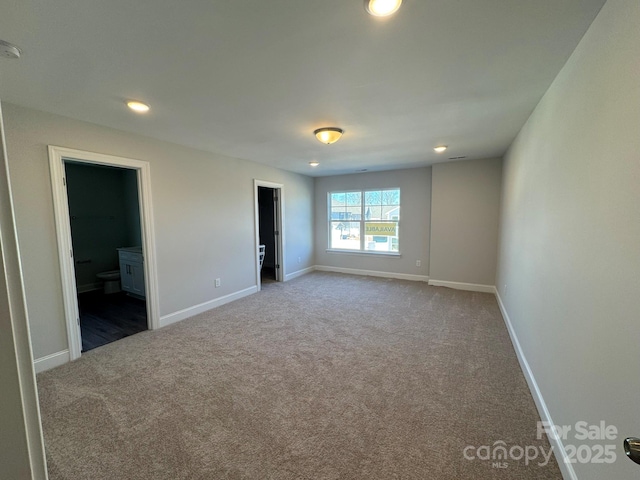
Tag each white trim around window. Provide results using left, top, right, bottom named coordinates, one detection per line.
left=327, top=188, right=401, bottom=254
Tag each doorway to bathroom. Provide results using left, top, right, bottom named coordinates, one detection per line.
left=65, top=161, right=147, bottom=352
left=49, top=146, right=160, bottom=361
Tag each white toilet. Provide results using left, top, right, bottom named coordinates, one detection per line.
left=96, top=270, right=121, bottom=294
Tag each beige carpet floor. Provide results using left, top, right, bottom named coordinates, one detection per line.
left=37, top=272, right=562, bottom=479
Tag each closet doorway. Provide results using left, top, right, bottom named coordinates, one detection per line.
left=254, top=180, right=284, bottom=289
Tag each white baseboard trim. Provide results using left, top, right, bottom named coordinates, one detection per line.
left=34, top=349, right=70, bottom=373
left=495, top=291, right=576, bottom=480
left=428, top=279, right=495, bottom=293
left=315, top=265, right=429, bottom=282
left=159, top=286, right=258, bottom=328
left=77, top=282, right=101, bottom=294
left=285, top=266, right=315, bottom=281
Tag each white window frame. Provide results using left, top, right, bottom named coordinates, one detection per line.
left=327, top=188, right=401, bottom=256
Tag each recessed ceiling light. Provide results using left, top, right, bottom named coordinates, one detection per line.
left=365, top=0, right=402, bottom=17
left=0, top=40, right=21, bottom=59
left=309, top=161, right=320, bottom=167
left=434, top=145, right=448, bottom=153
left=314, top=127, right=343, bottom=145
left=126, top=100, right=150, bottom=113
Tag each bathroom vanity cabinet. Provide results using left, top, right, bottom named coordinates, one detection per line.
left=118, top=247, right=145, bottom=298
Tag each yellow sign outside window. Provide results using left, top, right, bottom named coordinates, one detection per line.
left=365, top=222, right=397, bottom=236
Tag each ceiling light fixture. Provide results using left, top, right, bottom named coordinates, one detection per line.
left=365, top=0, right=403, bottom=17
left=126, top=100, right=150, bottom=113
left=0, top=40, right=22, bottom=59
left=434, top=145, right=448, bottom=153
left=309, top=161, right=320, bottom=167
left=314, top=127, right=343, bottom=145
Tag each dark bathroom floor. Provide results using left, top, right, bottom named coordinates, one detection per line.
left=78, top=290, right=147, bottom=352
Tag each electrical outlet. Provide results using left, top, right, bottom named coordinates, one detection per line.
left=298, top=257, right=301, bottom=263
left=416, top=260, right=421, bottom=267
left=504, top=284, right=508, bottom=295
left=215, top=278, right=221, bottom=288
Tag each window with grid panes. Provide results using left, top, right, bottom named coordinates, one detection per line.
left=328, top=189, right=400, bottom=253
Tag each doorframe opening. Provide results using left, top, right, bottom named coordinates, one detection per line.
left=253, top=179, right=284, bottom=290
left=49, top=146, right=160, bottom=361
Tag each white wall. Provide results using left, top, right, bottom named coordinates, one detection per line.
left=0, top=103, right=47, bottom=479
left=314, top=168, right=431, bottom=279
left=496, top=0, right=640, bottom=478
left=430, top=158, right=502, bottom=288
left=3, top=103, right=315, bottom=362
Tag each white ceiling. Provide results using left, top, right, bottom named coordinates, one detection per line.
left=0, top=0, right=605, bottom=176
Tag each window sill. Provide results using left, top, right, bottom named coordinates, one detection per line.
left=326, top=249, right=401, bottom=257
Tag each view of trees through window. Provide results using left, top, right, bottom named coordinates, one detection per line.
left=329, top=189, right=400, bottom=252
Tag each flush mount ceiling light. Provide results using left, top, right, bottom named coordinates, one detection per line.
left=365, top=0, right=403, bottom=17
left=126, top=100, right=150, bottom=113
left=434, top=145, right=448, bottom=153
left=0, top=40, right=22, bottom=59
left=309, top=161, right=320, bottom=167
left=314, top=127, right=343, bottom=145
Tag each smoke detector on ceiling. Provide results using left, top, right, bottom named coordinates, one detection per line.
left=0, top=40, right=22, bottom=59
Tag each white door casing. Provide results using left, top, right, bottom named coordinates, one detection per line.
left=48, top=146, right=160, bottom=361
